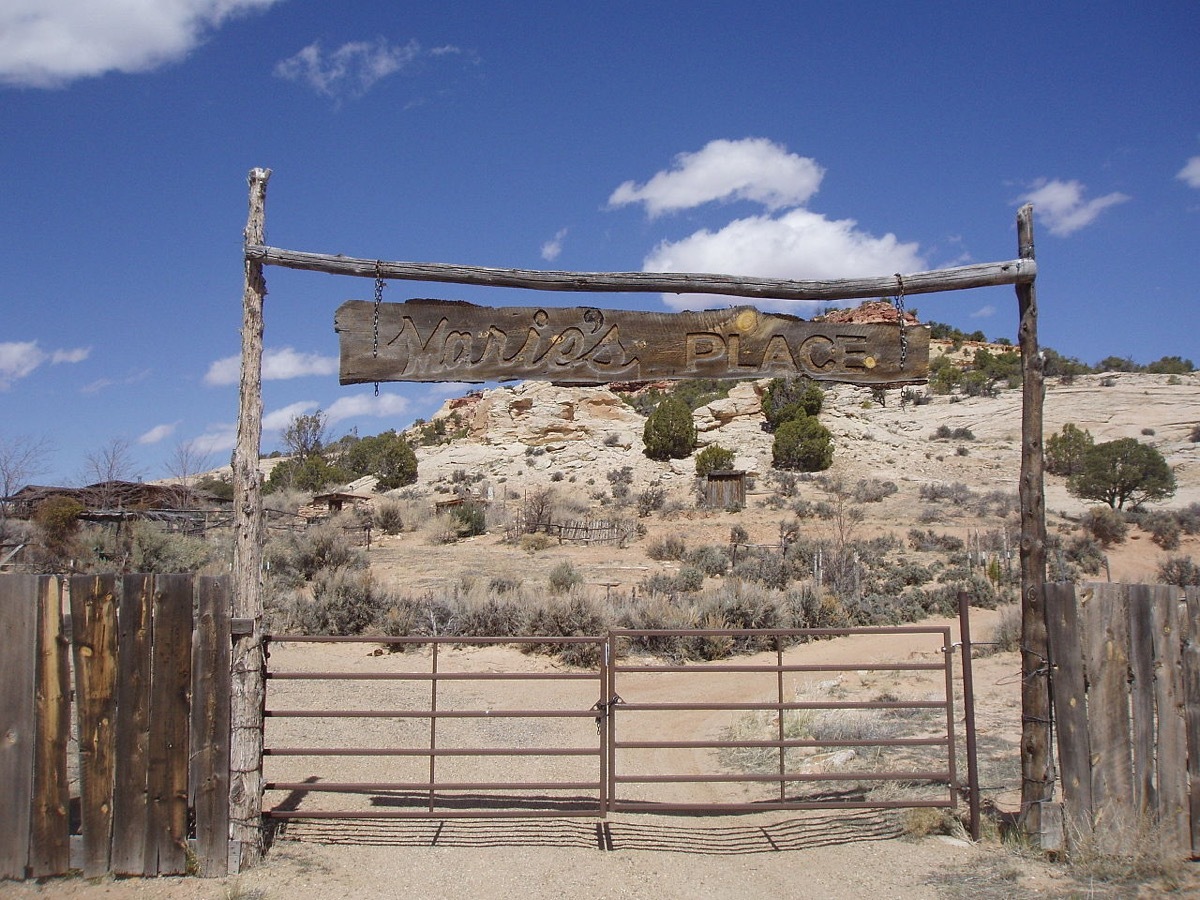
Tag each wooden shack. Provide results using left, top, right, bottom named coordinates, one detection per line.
left=701, top=470, right=746, bottom=509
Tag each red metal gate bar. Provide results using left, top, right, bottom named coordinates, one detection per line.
left=607, top=625, right=959, bottom=814
left=262, top=633, right=606, bottom=820
left=615, top=737, right=949, bottom=749
left=265, top=709, right=599, bottom=718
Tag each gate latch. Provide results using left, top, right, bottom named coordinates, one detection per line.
left=592, top=694, right=624, bottom=733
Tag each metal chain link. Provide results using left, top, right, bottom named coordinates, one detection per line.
left=893, top=273, right=908, bottom=369
left=373, top=260, right=384, bottom=397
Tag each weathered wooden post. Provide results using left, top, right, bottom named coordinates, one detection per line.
left=230, top=167, right=270, bottom=869
left=1015, top=203, right=1051, bottom=842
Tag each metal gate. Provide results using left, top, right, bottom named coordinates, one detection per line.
left=262, top=625, right=970, bottom=824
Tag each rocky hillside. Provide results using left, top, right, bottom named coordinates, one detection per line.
left=405, top=370, right=1200, bottom=519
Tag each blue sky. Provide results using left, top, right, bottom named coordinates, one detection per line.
left=1, top=1, right=1197, bottom=485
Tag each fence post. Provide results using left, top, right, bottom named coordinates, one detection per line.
left=957, top=591, right=980, bottom=842
left=230, top=167, right=271, bottom=870
left=1015, top=203, right=1050, bottom=841
left=0, top=575, right=38, bottom=879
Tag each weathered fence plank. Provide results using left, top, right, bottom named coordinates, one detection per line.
left=190, top=576, right=232, bottom=876
left=146, top=575, right=193, bottom=875
left=1044, top=582, right=1093, bottom=827
left=111, top=574, right=153, bottom=875
left=1126, top=584, right=1157, bottom=814
left=0, top=574, right=39, bottom=879
left=1082, top=583, right=1132, bottom=813
left=1147, top=585, right=1190, bottom=856
left=1183, top=587, right=1200, bottom=858
left=69, top=575, right=119, bottom=878
left=29, top=576, right=70, bottom=877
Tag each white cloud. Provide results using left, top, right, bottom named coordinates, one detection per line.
left=970, top=305, right=997, bottom=320
left=138, top=422, right=178, bottom=445
left=52, top=346, right=91, bottom=363
left=0, top=341, right=47, bottom=388
left=643, top=208, right=925, bottom=312
left=1017, top=179, right=1130, bottom=237
left=205, top=347, right=338, bottom=386
left=191, top=393, right=409, bottom=455
left=274, top=37, right=423, bottom=99
left=262, top=401, right=319, bottom=433
left=326, top=392, right=410, bottom=424
left=191, top=423, right=237, bottom=456
left=1178, top=156, right=1200, bottom=189
left=0, top=339, right=89, bottom=389
left=0, top=0, right=281, bottom=89
left=541, top=228, right=568, bottom=262
left=608, top=138, right=824, bottom=218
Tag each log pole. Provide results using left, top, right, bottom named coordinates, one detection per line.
left=245, top=244, right=1035, bottom=302
left=1015, top=203, right=1051, bottom=841
left=229, top=167, right=270, bottom=870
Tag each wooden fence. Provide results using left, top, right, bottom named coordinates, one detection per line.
left=0, top=573, right=231, bottom=879
left=1044, top=582, right=1200, bottom=858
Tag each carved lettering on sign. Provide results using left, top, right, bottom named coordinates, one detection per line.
left=335, top=299, right=929, bottom=386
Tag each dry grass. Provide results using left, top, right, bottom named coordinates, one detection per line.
left=1064, top=807, right=1187, bottom=889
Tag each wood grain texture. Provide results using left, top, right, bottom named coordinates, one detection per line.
left=146, top=575, right=192, bottom=876
left=69, top=575, right=118, bottom=878
left=1044, top=582, right=1093, bottom=827
left=111, top=574, right=152, bottom=875
left=336, top=299, right=930, bottom=386
left=1083, top=584, right=1133, bottom=814
left=190, top=576, right=232, bottom=876
left=248, top=243, right=1035, bottom=301
left=29, top=577, right=69, bottom=877
left=0, top=575, right=39, bottom=879
left=1182, top=587, right=1200, bottom=858
left=1147, top=585, right=1190, bottom=856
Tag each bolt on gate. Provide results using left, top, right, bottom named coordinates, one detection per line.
left=261, top=624, right=977, bottom=827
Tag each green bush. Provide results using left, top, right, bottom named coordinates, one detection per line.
left=130, top=521, right=212, bottom=573
left=695, top=444, right=736, bottom=477
left=642, top=396, right=697, bottom=461
left=761, top=377, right=823, bottom=431
left=34, top=496, right=85, bottom=560
left=772, top=415, right=833, bottom=472
left=1068, top=438, right=1176, bottom=510
left=1045, top=423, right=1094, bottom=476
left=264, top=454, right=353, bottom=495
left=450, top=502, right=487, bottom=538
left=341, top=431, right=418, bottom=491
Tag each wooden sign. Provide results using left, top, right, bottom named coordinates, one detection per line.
left=335, top=299, right=928, bottom=386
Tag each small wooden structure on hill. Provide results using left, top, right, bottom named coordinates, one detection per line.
left=700, top=470, right=747, bottom=509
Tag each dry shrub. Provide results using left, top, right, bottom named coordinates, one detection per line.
left=1066, top=807, right=1185, bottom=888
left=372, top=498, right=405, bottom=535
left=646, top=533, right=687, bottom=560
left=519, top=532, right=555, bottom=553
left=547, top=560, right=583, bottom=594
